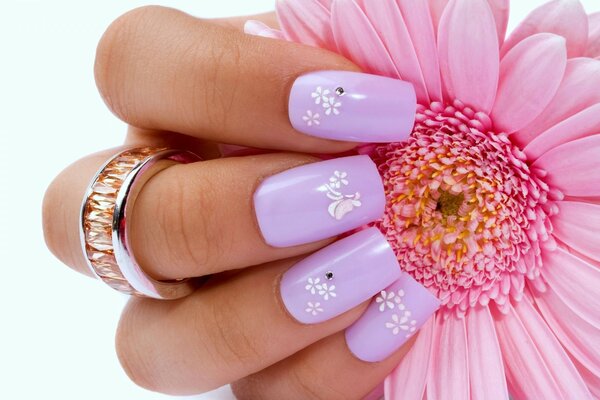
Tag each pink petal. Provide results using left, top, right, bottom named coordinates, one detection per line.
left=398, top=0, right=443, bottom=102
left=541, top=247, right=600, bottom=329
left=491, top=33, right=567, bottom=133
left=534, top=287, right=600, bottom=378
left=385, top=316, right=435, bottom=400
left=572, top=358, right=600, bottom=399
left=437, top=0, right=499, bottom=112
left=243, top=20, right=284, bottom=39
left=553, top=201, right=600, bottom=264
left=331, top=0, right=399, bottom=78
left=466, top=307, right=509, bottom=400
left=427, top=315, right=469, bottom=400
left=430, top=0, right=506, bottom=44
left=502, top=0, right=589, bottom=58
left=524, top=103, right=600, bottom=161
left=514, top=58, right=600, bottom=146
left=361, top=0, right=429, bottom=103
left=487, top=0, right=510, bottom=46
left=513, top=298, right=592, bottom=399
left=493, top=303, right=563, bottom=399
left=533, top=134, right=600, bottom=197
left=428, top=0, right=449, bottom=33
left=587, top=12, right=600, bottom=58
left=276, top=0, right=335, bottom=50
left=317, top=0, right=332, bottom=7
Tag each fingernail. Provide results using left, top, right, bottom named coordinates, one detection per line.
left=289, top=70, right=416, bottom=142
left=280, top=228, right=401, bottom=324
left=244, top=20, right=284, bottom=39
left=254, top=155, right=385, bottom=247
left=345, top=274, right=440, bottom=362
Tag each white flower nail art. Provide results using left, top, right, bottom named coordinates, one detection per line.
left=385, top=311, right=418, bottom=337
left=323, top=96, right=342, bottom=116
left=303, top=110, right=320, bottom=126
left=324, top=171, right=362, bottom=220
left=305, top=277, right=321, bottom=295
left=376, top=289, right=407, bottom=312
left=329, top=170, right=348, bottom=189
left=317, top=282, right=337, bottom=300
left=305, top=301, right=324, bottom=316
left=311, top=86, right=331, bottom=105
left=304, top=86, right=343, bottom=126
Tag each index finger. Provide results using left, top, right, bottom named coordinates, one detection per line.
left=95, top=6, right=417, bottom=153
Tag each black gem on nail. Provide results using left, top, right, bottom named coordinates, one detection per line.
left=335, top=87, right=345, bottom=96
left=325, top=271, right=334, bottom=280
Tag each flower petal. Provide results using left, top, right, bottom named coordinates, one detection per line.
left=514, top=58, right=600, bottom=146
left=512, top=298, right=592, bottom=399
left=437, top=0, right=499, bottom=112
left=385, top=316, right=434, bottom=400
left=428, top=0, right=448, bottom=33
left=541, top=247, right=600, bottom=329
left=553, top=201, right=600, bottom=265
left=573, top=358, right=600, bottom=399
left=491, top=33, right=567, bottom=134
left=587, top=12, right=600, bottom=58
left=493, top=303, right=562, bottom=399
left=430, top=0, right=506, bottom=44
left=331, top=0, right=399, bottom=78
left=276, top=0, right=335, bottom=50
left=533, top=134, right=600, bottom=197
left=487, top=0, right=510, bottom=46
left=244, top=20, right=284, bottom=39
left=466, top=306, right=509, bottom=400
left=361, top=0, right=429, bottom=103
left=502, top=0, right=589, bottom=58
left=524, top=103, right=600, bottom=161
left=427, top=315, right=469, bottom=400
left=398, top=0, right=443, bottom=102
left=534, top=287, right=600, bottom=378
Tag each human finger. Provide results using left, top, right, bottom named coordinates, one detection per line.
left=44, top=147, right=386, bottom=280
left=95, top=6, right=417, bottom=153
left=115, top=228, right=403, bottom=394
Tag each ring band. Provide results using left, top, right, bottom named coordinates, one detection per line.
left=80, top=147, right=200, bottom=299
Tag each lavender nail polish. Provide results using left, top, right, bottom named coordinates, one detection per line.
left=280, top=228, right=401, bottom=324
left=345, top=273, right=440, bottom=362
left=289, top=71, right=417, bottom=142
left=254, top=155, right=385, bottom=247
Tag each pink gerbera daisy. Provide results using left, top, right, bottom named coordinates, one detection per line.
left=247, top=0, right=600, bottom=399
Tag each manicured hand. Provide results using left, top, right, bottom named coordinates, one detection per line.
left=43, top=7, right=439, bottom=399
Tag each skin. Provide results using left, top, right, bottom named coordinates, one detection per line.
left=42, top=6, right=415, bottom=398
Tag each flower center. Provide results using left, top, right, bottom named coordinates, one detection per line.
left=436, top=191, right=464, bottom=218
left=373, top=100, right=556, bottom=315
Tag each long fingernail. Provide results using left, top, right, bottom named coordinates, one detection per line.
left=345, top=274, right=440, bottom=362
left=254, top=155, right=385, bottom=247
left=280, top=228, right=401, bottom=324
left=289, top=71, right=416, bottom=142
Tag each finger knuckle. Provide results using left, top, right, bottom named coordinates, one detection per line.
left=42, top=166, right=85, bottom=274
left=94, top=6, right=166, bottom=124
left=163, top=170, right=217, bottom=273
left=115, top=301, right=159, bottom=392
left=202, top=293, right=262, bottom=367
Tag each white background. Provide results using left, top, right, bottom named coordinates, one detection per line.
left=1, top=1, right=598, bottom=399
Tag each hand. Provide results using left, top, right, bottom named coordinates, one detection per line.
left=42, top=6, right=437, bottom=399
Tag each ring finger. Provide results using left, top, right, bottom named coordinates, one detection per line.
left=44, top=145, right=386, bottom=280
